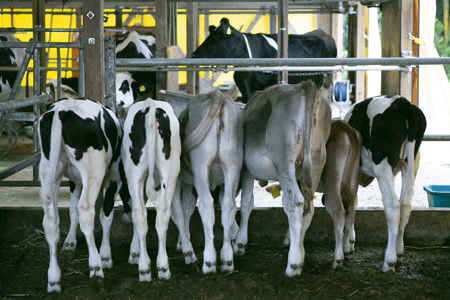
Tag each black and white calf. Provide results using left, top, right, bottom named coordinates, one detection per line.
left=171, top=90, right=244, bottom=273
left=116, top=31, right=156, bottom=100
left=191, top=18, right=336, bottom=103
left=0, top=33, right=25, bottom=101
left=46, top=72, right=142, bottom=109
left=344, top=95, right=426, bottom=272
left=38, top=98, right=123, bottom=293
left=121, top=99, right=181, bottom=282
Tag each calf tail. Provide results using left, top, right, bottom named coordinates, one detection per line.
left=296, top=80, right=319, bottom=201
left=182, top=90, right=224, bottom=152
left=340, top=126, right=363, bottom=211
left=39, top=108, right=63, bottom=181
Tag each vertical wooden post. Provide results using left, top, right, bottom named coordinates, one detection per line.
left=155, top=0, right=168, bottom=99
left=381, top=0, right=413, bottom=100
left=277, top=0, right=288, bottom=84
left=82, top=0, right=104, bottom=103
left=412, top=0, right=419, bottom=105
left=186, top=2, right=198, bottom=95
left=331, top=14, right=343, bottom=81
left=348, top=4, right=366, bottom=102
left=316, top=13, right=332, bottom=34
left=32, top=0, right=46, bottom=94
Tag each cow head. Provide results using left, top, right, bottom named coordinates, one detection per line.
left=116, top=72, right=154, bottom=108
left=191, top=18, right=244, bottom=58
left=116, top=72, right=137, bottom=108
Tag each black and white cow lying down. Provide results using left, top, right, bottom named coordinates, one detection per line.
left=191, top=18, right=337, bottom=103
left=38, top=98, right=123, bottom=293
left=232, top=80, right=331, bottom=276
left=121, top=99, right=181, bottom=282
left=170, top=89, right=244, bottom=274
left=344, top=95, right=426, bottom=272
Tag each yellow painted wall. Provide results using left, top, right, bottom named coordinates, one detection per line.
left=0, top=9, right=314, bottom=87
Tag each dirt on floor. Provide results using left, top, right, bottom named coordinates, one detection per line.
left=1, top=228, right=450, bottom=300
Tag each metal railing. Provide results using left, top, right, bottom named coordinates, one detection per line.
left=0, top=31, right=84, bottom=187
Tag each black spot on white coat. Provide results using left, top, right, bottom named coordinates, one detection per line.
left=129, top=107, right=150, bottom=165
left=59, top=110, right=109, bottom=160
left=39, top=111, right=55, bottom=160
left=155, top=108, right=172, bottom=160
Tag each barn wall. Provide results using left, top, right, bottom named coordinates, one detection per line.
left=1, top=207, right=449, bottom=248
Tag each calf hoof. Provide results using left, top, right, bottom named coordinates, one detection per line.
left=397, top=254, right=403, bottom=264
left=332, top=259, right=344, bottom=270
left=102, top=257, right=113, bottom=269
left=62, top=242, right=76, bottom=252
left=47, top=281, right=61, bottom=293
left=285, top=263, right=302, bottom=277
left=234, top=243, right=246, bottom=256
left=128, top=253, right=139, bottom=265
left=183, top=251, right=197, bottom=264
left=382, top=261, right=396, bottom=273
left=202, top=261, right=217, bottom=274
left=139, top=269, right=151, bottom=282
left=220, top=260, right=234, bottom=273
left=89, top=265, right=104, bottom=278
left=157, top=267, right=171, bottom=280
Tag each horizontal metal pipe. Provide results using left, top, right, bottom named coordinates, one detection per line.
left=0, top=67, right=79, bottom=72
left=0, top=153, right=40, bottom=181
left=8, top=112, right=36, bottom=122
left=0, top=94, right=51, bottom=112
left=116, top=57, right=450, bottom=67
left=0, top=28, right=82, bottom=33
left=0, top=42, right=80, bottom=49
left=423, top=135, right=450, bottom=141
left=117, top=65, right=411, bottom=73
left=0, top=180, right=70, bottom=187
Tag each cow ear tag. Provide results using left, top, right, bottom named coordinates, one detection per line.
left=139, top=85, right=146, bottom=92
left=271, top=186, right=281, bottom=199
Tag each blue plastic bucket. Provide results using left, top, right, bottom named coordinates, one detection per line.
left=423, top=185, right=450, bottom=207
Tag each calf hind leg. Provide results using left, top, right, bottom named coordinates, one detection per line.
left=63, top=180, right=81, bottom=253
left=323, top=193, right=346, bottom=269
left=40, top=161, right=65, bottom=293
left=77, top=169, right=107, bottom=280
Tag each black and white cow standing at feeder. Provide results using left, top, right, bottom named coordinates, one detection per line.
left=0, top=33, right=25, bottom=101
left=38, top=98, right=123, bottom=293
left=121, top=99, right=181, bottom=282
left=191, top=18, right=337, bottom=103
left=170, top=89, right=244, bottom=274
left=344, top=95, right=426, bottom=272
left=233, top=80, right=331, bottom=276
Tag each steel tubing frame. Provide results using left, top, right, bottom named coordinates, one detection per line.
left=116, top=65, right=411, bottom=73
left=0, top=94, right=51, bottom=112
left=116, top=57, right=450, bottom=68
